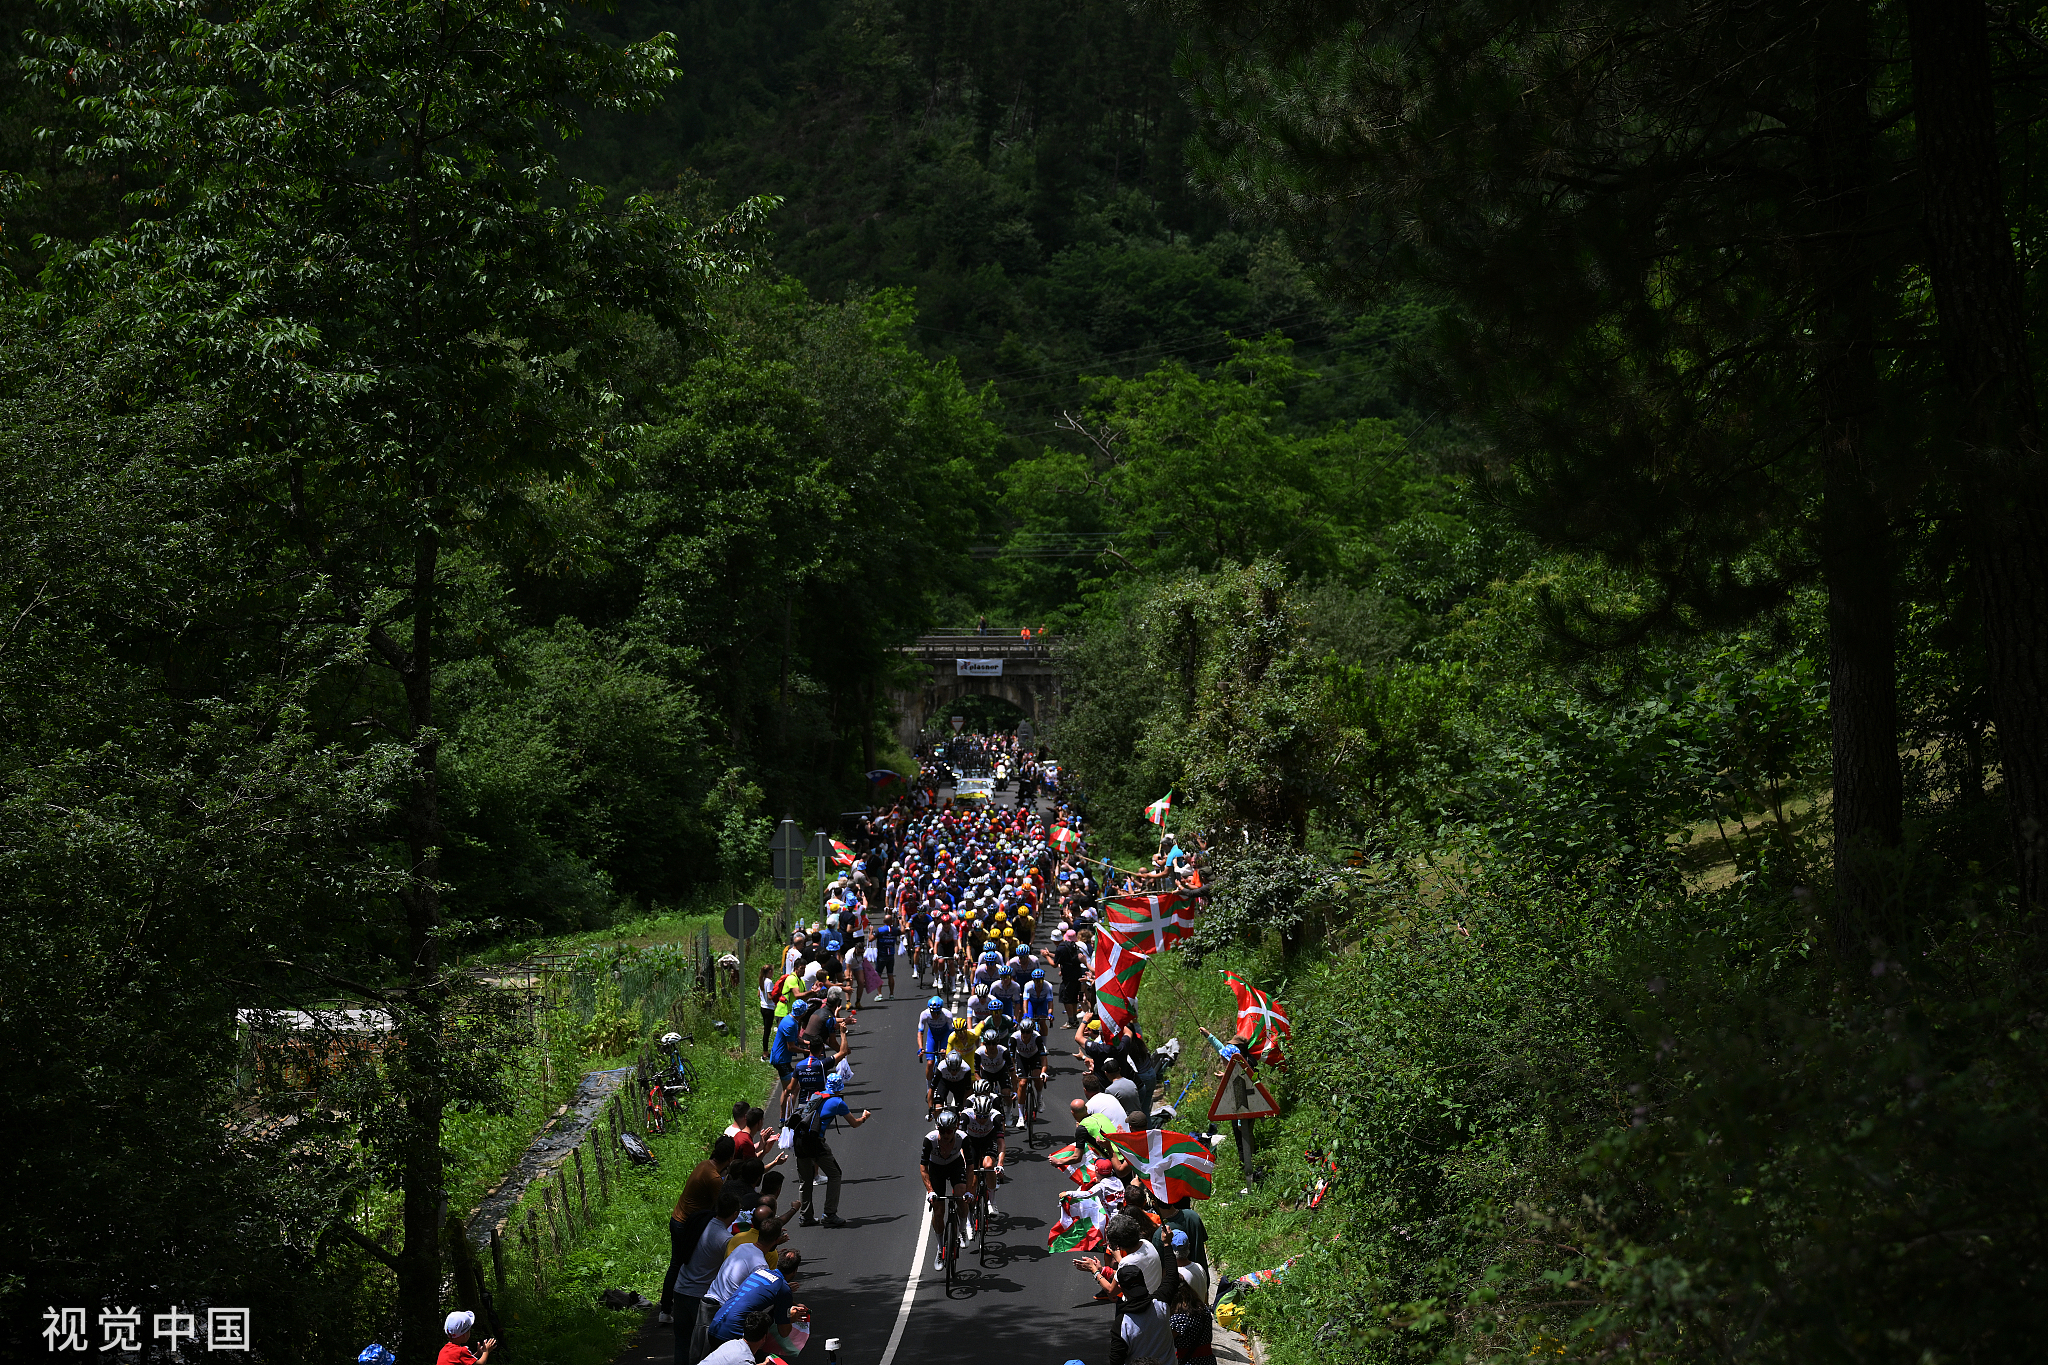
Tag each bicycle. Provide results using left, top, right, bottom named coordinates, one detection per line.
left=975, top=1173, right=1002, bottom=1267
left=644, top=1083, right=667, bottom=1136
left=933, top=1190, right=970, bottom=1287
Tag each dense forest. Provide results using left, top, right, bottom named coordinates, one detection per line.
left=5, top=0, right=2047, bottom=1361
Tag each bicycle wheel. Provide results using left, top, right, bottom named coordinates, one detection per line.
left=943, top=1202, right=959, bottom=1287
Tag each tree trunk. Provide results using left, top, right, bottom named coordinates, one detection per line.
left=1906, top=0, right=2048, bottom=913
left=861, top=676, right=877, bottom=777
left=396, top=520, right=446, bottom=1362
left=1810, top=0, right=1902, bottom=949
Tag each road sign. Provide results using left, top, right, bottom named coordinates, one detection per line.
left=770, top=820, right=806, bottom=890
left=806, top=830, right=832, bottom=884
left=1207, top=1055, right=1281, bottom=1122
left=951, top=715, right=965, bottom=733
left=723, top=901, right=761, bottom=940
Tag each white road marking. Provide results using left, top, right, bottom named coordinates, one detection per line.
left=876, top=1199, right=936, bottom=1365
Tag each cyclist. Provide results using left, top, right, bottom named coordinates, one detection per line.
left=946, top=1012, right=985, bottom=1060
left=932, top=912, right=959, bottom=994
left=1021, top=967, right=1056, bottom=1029
left=967, top=981, right=999, bottom=1026
left=917, top=995, right=949, bottom=1086
left=930, top=1047, right=974, bottom=1116
left=1012, top=1017, right=1048, bottom=1126
left=992, top=963, right=1024, bottom=1018
left=908, top=902, right=933, bottom=985
left=971, top=950, right=1003, bottom=992
left=962, top=1080, right=1007, bottom=1216
left=920, top=1110, right=971, bottom=1270
left=973, top=1025, right=1015, bottom=1130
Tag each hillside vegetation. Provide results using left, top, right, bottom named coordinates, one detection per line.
left=4, top=0, right=2047, bottom=1361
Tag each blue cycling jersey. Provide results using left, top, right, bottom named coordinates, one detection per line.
left=919, top=1009, right=948, bottom=1056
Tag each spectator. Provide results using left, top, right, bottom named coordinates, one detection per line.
left=725, top=1195, right=770, bottom=1258
left=707, top=1248, right=808, bottom=1346
left=794, top=1074, right=871, bottom=1227
left=658, top=1142, right=733, bottom=1325
left=1112, top=1262, right=1173, bottom=1365
left=438, top=1312, right=494, bottom=1365
left=734, top=1107, right=785, bottom=1168
left=721, top=1156, right=764, bottom=1215
left=676, top=1189, right=742, bottom=1362
left=1166, top=1195, right=1210, bottom=1274
left=1168, top=1274, right=1215, bottom=1363
left=699, top=1309, right=777, bottom=1365
left=1172, top=1229, right=1210, bottom=1304
left=757, top=968, right=780, bottom=1059
left=1083, top=1073, right=1127, bottom=1126
left=722, top=1100, right=750, bottom=1140
left=705, top=1215, right=790, bottom=1338
left=1106, top=1212, right=1168, bottom=1298
left=769, top=1002, right=809, bottom=1114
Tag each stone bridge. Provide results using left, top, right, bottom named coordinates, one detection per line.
left=889, top=632, right=1062, bottom=750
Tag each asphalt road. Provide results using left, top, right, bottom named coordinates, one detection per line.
left=619, top=785, right=1115, bottom=1365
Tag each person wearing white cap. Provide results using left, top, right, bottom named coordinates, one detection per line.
left=439, top=1311, right=494, bottom=1365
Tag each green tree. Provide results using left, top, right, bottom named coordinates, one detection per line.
left=1003, top=337, right=1409, bottom=594
left=1161, top=0, right=1934, bottom=940
left=24, top=0, right=761, bottom=1350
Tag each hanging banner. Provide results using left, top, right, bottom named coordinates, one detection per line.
left=956, top=658, right=1004, bottom=676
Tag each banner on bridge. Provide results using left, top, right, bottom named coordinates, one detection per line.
left=955, top=658, right=1004, bottom=676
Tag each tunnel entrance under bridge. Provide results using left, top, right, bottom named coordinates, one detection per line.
left=888, top=633, right=1062, bottom=750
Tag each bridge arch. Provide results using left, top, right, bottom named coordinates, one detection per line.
left=888, top=634, right=1062, bottom=750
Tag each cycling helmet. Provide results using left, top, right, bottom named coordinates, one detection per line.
left=1031, top=968, right=1046, bottom=980
left=1021, top=1018, right=1041, bottom=1034
left=936, top=1109, right=960, bottom=1132
left=660, top=1031, right=683, bottom=1047
left=928, top=995, right=945, bottom=1009
left=942, top=1049, right=967, bottom=1070
left=973, top=983, right=989, bottom=998
left=997, top=965, right=1013, bottom=978
left=972, top=1077, right=996, bottom=1096
left=952, top=1014, right=970, bottom=1030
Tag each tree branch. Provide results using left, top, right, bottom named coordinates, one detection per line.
left=327, top=1217, right=403, bottom=1272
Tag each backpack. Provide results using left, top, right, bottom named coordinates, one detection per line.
left=792, top=1092, right=830, bottom=1154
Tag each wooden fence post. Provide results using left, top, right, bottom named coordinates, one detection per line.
left=569, top=1152, right=589, bottom=1227
left=542, top=1183, right=562, bottom=1257
left=556, top=1165, right=574, bottom=1238
left=490, top=1226, right=506, bottom=1293
left=524, top=1211, right=543, bottom=1292
left=592, top=1127, right=610, bottom=1203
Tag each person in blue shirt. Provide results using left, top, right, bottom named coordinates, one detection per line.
left=706, top=1249, right=807, bottom=1344
left=795, top=1073, right=871, bottom=1227
left=769, top=1001, right=813, bottom=1119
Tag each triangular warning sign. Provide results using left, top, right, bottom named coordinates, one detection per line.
left=1207, top=1054, right=1280, bottom=1121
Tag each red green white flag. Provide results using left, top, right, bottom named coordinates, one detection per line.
left=1105, top=1127, right=1216, bottom=1202
left=1145, top=792, right=1172, bottom=826
left=829, top=837, right=856, bottom=867
left=1225, top=969, right=1291, bottom=1067
left=1047, top=1190, right=1109, bottom=1252
left=1103, top=892, right=1198, bottom=957
left=1091, top=934, right=1146, bottom=1036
